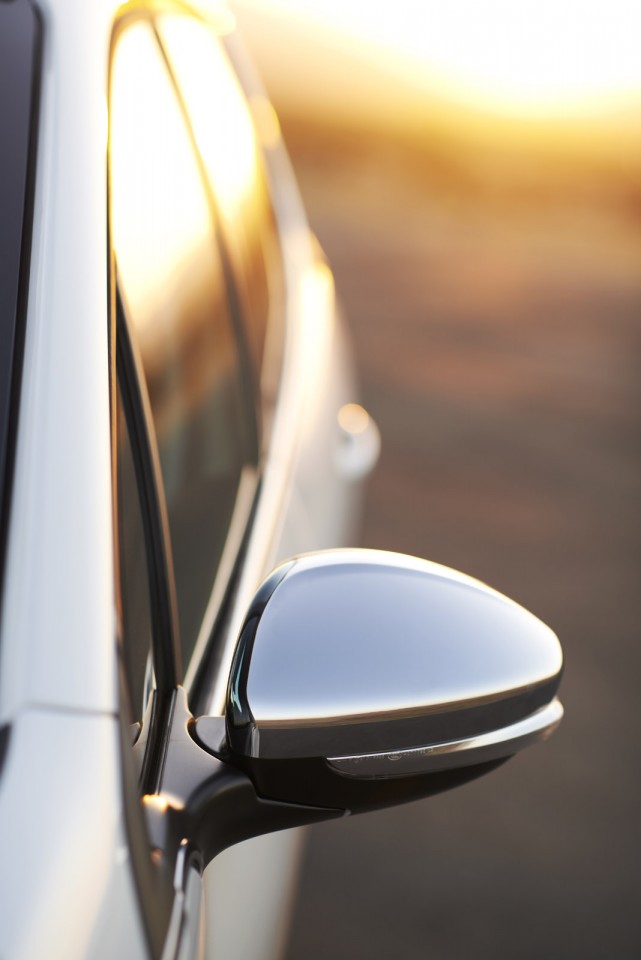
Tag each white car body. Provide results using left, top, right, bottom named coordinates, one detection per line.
left=0, top=4, right=564, bottom=959
left=0, top=2, right=374, bottom=957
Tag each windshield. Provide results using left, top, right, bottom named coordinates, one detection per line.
left=0, top=0, right=42, bottom=611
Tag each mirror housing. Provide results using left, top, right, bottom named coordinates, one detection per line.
left=196, top=550, right=563, bottom=814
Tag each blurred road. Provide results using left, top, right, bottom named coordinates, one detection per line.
left=278, top=121, right=641, bottom=959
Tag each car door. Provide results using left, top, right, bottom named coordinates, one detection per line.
left=108, top=9, right=307, bottom=958
left=109, top=8, right=371, bottom=958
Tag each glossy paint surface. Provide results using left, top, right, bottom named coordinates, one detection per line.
left=0, top=0, right=115, bottom=719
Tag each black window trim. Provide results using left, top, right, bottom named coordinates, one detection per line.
left=108, top=245, right=176, bottom=960
left=115, top=288, right=182, bottom=793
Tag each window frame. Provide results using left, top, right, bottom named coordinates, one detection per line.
left=108, top=5, right=269, bottom=720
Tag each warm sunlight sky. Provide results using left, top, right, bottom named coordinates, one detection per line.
left=233, top=0, right=641, bottom=119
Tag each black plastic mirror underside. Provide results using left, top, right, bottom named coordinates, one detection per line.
left=231, top=751, right=509, bottom=814
left=143, top=688, right=344, bottom=871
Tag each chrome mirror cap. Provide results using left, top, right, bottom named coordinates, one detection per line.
left=196, top=550, right=563, bottom=814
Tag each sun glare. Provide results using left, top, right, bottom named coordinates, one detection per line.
left=243, top=0, right=641, bottom=117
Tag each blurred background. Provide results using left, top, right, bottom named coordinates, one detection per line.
left=231, top=2, right=641, bottom=957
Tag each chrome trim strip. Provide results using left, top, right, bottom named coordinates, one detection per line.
left=254, top=673, right=558, bottom=728
left=327, top=698, right=563, bottom=779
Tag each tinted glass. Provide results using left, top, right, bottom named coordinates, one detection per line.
left=110, top=21, right=256, bottom=671
left=116, top=382, right=154, bottom=726
left=157, top=16, right=285, bottom=439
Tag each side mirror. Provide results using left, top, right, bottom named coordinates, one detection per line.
left=196, top=550, right=562, bottom=814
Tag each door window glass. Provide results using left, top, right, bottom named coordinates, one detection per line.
left=157, top=16, right=285, bottom=438
left=110, top=21, right=256, bottom=672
